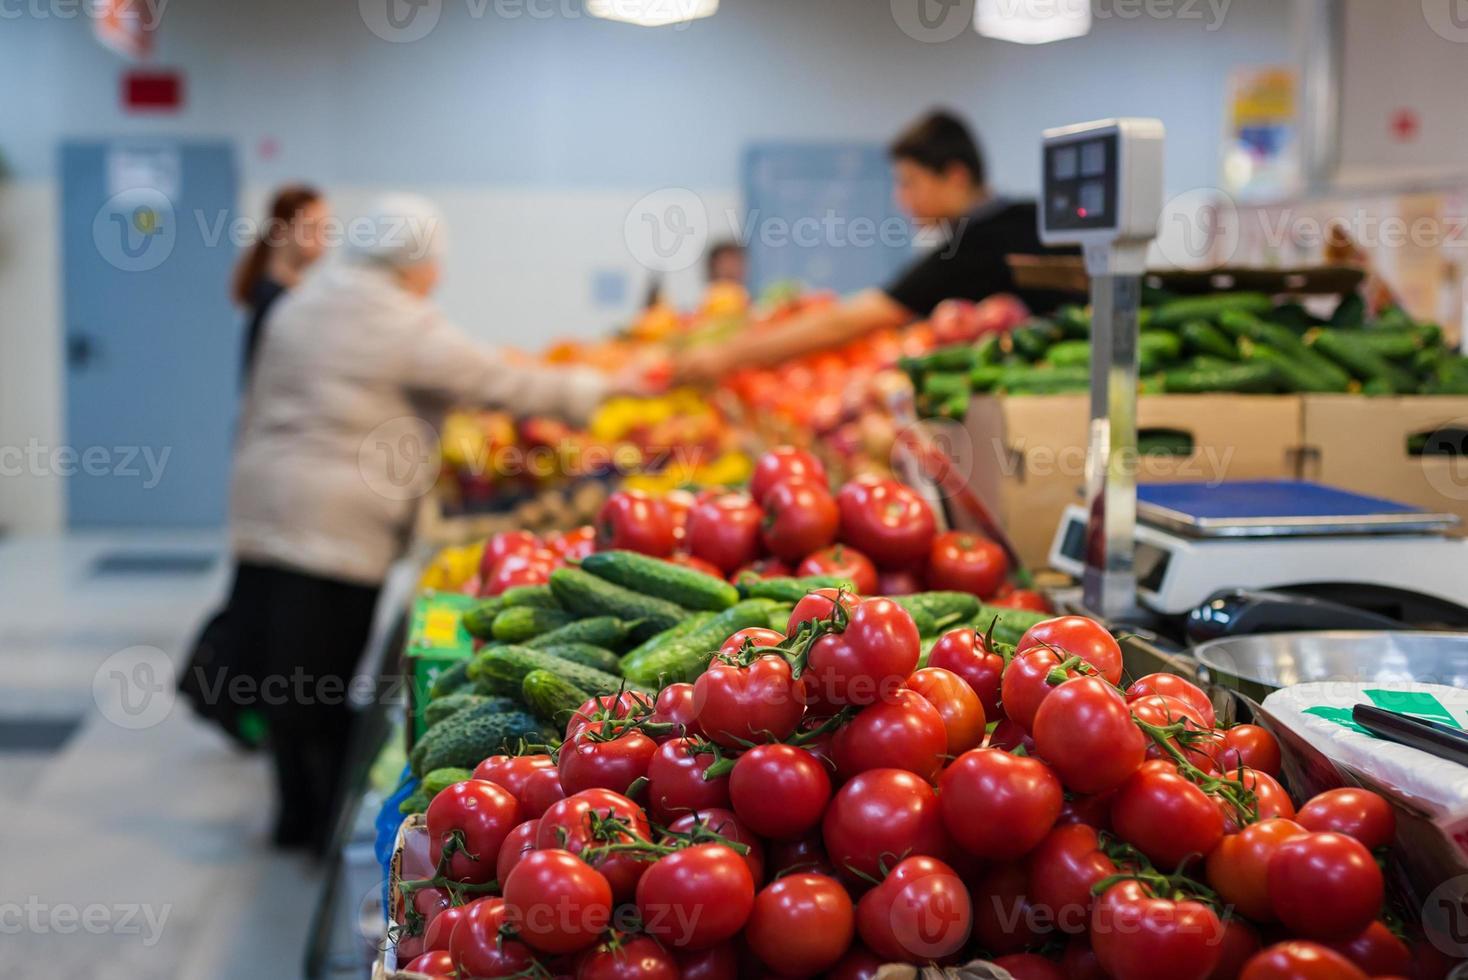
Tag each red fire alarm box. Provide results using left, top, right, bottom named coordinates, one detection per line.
left=123, top=70, right=183, bottom=112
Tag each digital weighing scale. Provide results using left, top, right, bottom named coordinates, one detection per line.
left=1048, top=480, right=1468, bottom=615
left=1038, top=118, right=1165, bottom=618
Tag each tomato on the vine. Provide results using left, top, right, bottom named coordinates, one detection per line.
left=495, top=818, right=540, bottom=884
left=1224, top=767, right=1296, bottom=832
left=856, top=855, right=972, bottom=962
left=938, top=748, right=1061, bottom=860
left=787, top=587, right=860, bottom=636
left=576, top=935, right=679, bottom=980
left=1216, top=724, right=1283, bottom=778
left=693, top=653, right=805, bottom=748
left=1296, top=788, right=1395, bottom=850
left=644, top=736, right=731, bottom=823
left=928, top=530, right=1008, bottom=598
left=648, top=682, right=699, bottom=737
left=1000, top=646, right=1085, bottom=732
left=831, top=687, right=947, bottom=780
left=1109, top=762, right=1225, bottom=870
left=502, top=848, right=612, bottom=954
left=905, top=666, right=987, bottom=755
left=664, top=808, right=765, bottom=885
left=835, top=477, right=937, bottom=569
left=401, top=951, right=455, bottom=978
left=728, top=743, right=831, bottom=841
left=1032, top=677, right=1146, bottom=795
left=823, top=768, right=950, bottom=880
left=715, top=627, right=784, bottom=660
left=1090, top=880, right=1224, bottom=980
left=637, top=843, right=755, bottom=950
left=1267, top=832, right=1383, bottom=941
left=1125, top=673, right=1216, bottom=728
left=805, top=597, right=920, bottom=706
left=420, top=905, right=467, bottom=953
left=425, top=779, right=521, bottom=884
left=565, top=691, right=655, bottom=739
left=519, top=765, right=564, bottom=818
left=1239, top=941, right=1368, bottom=980
left=558, top=727, right=656, bottom=797
left=472, top=753, right=558, bottom=798
left=745, top=873, right=854, bottom=975
left=927, top=626, right=1006, bottom=719
left=448, top=898, right=537, bottom=978
left=797, top=544, right=879, bottom=594
left=1025, top=823, right=1117, bottom=935
left=1016, top=615, right=1123, bottom=686
left=536, top=788, right=652, bottom=903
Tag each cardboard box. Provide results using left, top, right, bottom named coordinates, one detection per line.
left=1301, top=394, right=1468, bottom=527
left=375, top=815, right=430, bottom=979
left=405, top=591, right=480, bottom=745
left=957, top=394, right=1304, bottom=568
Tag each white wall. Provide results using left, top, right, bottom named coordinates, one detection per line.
left=0, top=0, right=1299, bottom=531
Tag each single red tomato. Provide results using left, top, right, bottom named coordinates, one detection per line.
left=1322, top=921, right=1411, bottom=977
left=597, top=489, right=675, bottom=557
left=856, top=855, right=972, bottom=962
left=1204, top=817, right=1307, bottom=922
left=401, top=950, right=455, bottom=978
left=1216, top=724, right=1283, bottom=778
left=805, top=597, right=920, bottom=706
left=991, top=588, right=1051, bottom=612
left=693, top=653, right=805, bottom=748
left=648, top=682, right=699, bottom=737
left=939, top=748, right=1062, bottom=860
left=786, top=586, right=861, bottom=636
left=1000, top=646, right=1084, bottom=732
left=1025, top=823, right=1117, bottom=935
left=519, top=765, right=565, bottom=818
left=472, top=754, right=558, bottom=799
left=564, top=690, right=655, bottom=739
left=686, top=492, right=765, bottom=574
left=831, top=687, right=947, bottom=780
left=545, top=525, right=595, bottom=561
left=1090, top=880, right=1224, bottom=980
left=822, top=768, right=950, bottom=881
left=668, top=551, right=724, bottom=578
left=1032, top=676, right=1147, bottom=795
left=927, top=626, right=1006, bottom=720
left=495, top=818, right=540, bottom=885
left=665, top=488, right=695, bottom=547
left=715, top=627, right=785, bottom=659
left=420, top=905, right=467, bottom=953
left=745, top=873, right=854, bottom=976
left=1296, top=788, right=1395, bottom=850
left=797, top=544, right=879, bottom=594
left=728, top=743, right=831, bottom=841
left=502, top=848, right=612, bottom=954
left=575, top=935, right=678, bottom=980
left=928, top=530, right=1009, bottom=598
left=558, top=727, right=656, bottom=797
left=1239, top=941, right=1368, bottom=980
left=733, top=556, right=793, bottom=581
left=905, top=666, right=987, bottom=755
left=480, top=530, right=541, bottom=576
left=664, top=808, right=765, bottom=886
left=484, top=548, right=559, bottom=596
left=425, top=780, right=521, bottom=884
left=1109, top=762, right=1225, bottom=870
left=1016, top=615, right=1123, bottom=686
left=1125, top=673, right=1217, bottom=728
left=536, top=788, right=652, bottom=903
left=636, top=844, right=755, bottom=950
left=1267, top=832, right=1383, bottom=941
left=644, top=736, right=731, bottom=823
left=876, top=566, right=926, bottom=596
left=761, top=481, right=839, bottom=563
left=448, top=898, right=536, bottom=978
left=1223, top=767, right=1296, bottom=832
left=750, top=446, right=828, bottom=502
left=835, top=477, right=937, bottom=569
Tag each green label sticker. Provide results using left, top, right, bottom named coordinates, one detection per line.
left=1363, top=689, right=1463, bottom=729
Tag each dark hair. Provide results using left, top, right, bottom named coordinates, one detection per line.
left=230, top=184, right=323, bottom=306
left=889, top=110, right=986, bottom=186
left=706, top=239, right=745, bottom=280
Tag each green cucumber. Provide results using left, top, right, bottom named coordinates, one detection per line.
left=491, top=606, right=574, bottom=643
left=974, top=334, right=1005, bottom=366
left=533, top=642, right=622, bottom=674
left=1138, top=331, right=1183, bottom=374
left=1162, top=362, right=1282, bottom=394
left=409, top=700, right=544, bottom=777
left=1045, top=339, right=1091, bottom=369
left=579, top=551, right=739, bottom=611
left=922, top=346, right=983, bottom=372
left=1309, top=329, right=1418, bottom=393
left=527, top=616, right=639, bottom=652
left=425, top=692, right=488, bottom=729
left=500, top=584, right=560, bottom=609
left=620, top=599, right=786, bottom=686
left=1055, top=305, right=1091, bottom=339
left=472, top=646, right=645, bottom=700
left=1179, top=320, right=1238, bottom=361
left=1009, top=321, right=1061, bottom=361
left=1151, top=292, right=1272, bottom=328
left=462, top=598, right=504, bottom=641
left=894, top=592, right=983, bottom=634
left=737, top=574, right=856, bottom=603
left=922, top=371, right=971, bottom=401
left=428, top=659, right=474, bottom=699
left=998, top=365, right=1091, bottom=395
left=619, top=611, right=717, bottom=668
left=969, top=364, right=1005, bottom=392
left=549, top=567, right=686, bottom=638
left=522, top=670, right=592, bottom=728
left=1240, top=340, right=1350, bottom=393
left=422, top=767, right=473, bottom=796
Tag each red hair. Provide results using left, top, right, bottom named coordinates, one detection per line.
left=230, top=184, right=323, bottom=306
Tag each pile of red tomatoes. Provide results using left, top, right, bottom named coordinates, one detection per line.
left=393, top=594, right=1435, bottom=979
left=476, top=446, right=1041, bottom=610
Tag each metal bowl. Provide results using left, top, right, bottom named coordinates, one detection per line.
left=1193, top=630, right=1468, bottom=704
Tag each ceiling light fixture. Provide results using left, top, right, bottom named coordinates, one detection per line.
left=974, top=0, right=1091, bottom=44
left=586, top=0, right=718, bottom=28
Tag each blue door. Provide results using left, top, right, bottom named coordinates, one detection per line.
left=61, top=140, right=240, bottom=527
left=741, top=143, right=913, bottom=297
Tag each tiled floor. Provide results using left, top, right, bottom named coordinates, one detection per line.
left=0, top=532, right=331, bottom=980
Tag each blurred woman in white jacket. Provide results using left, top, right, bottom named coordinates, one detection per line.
left=227, top=194, right=641, bottom=849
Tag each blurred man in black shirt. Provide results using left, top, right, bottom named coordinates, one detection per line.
left=674, top=110, right=1070, bottom=382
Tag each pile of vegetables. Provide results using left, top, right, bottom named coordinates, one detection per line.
left=905, top=290, right=1468, bottom=420
left=391, top=585, right=1433, bottom=979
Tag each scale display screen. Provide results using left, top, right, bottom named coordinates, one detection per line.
left=1044, top=132, right=1118, bottom=233
left=1058, top=514, right=1171, bottom=592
